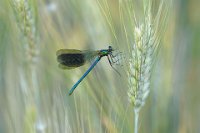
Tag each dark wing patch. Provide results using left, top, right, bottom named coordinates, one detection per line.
left=57, top=53, right=85, bottom=68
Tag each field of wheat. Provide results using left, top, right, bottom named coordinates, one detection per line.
left=0, top=0, right=200, bottom=133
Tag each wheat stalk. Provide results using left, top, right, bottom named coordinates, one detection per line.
left=12, top=0, right=38, bottom=63
left=125, top=0, right=171, bottom=132
left=10, top=0, right=39, bottom=132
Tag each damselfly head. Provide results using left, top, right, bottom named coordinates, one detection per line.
left=108, top=46, right=113, bottom=52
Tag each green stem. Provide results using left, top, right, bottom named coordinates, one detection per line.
left=134, top=108, right=139, bottom=133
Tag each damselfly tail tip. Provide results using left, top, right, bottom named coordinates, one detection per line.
left=68, top=90, right=73, bottom=95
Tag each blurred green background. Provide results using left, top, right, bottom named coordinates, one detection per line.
left=0, top=0, right=200, bottom=133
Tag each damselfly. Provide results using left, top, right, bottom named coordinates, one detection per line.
left=56, top=46, right=120, bottom=95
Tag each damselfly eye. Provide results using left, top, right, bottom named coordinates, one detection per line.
left=108, top=46, right=112, bottom=52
